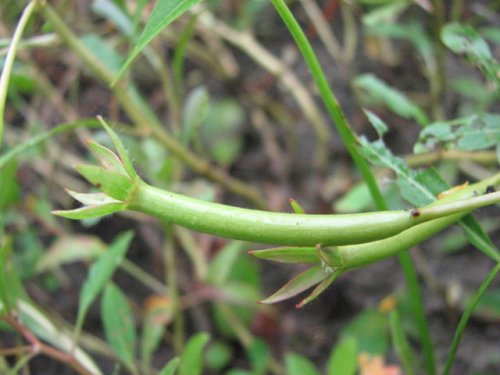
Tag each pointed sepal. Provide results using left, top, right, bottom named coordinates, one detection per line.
left=249, top=246, right=319, bottom=264
left=76, top=164, right=134, bottom=201
left=258, top=265, right=329, bottom=305
left=52, top=201, right=126, bottom=219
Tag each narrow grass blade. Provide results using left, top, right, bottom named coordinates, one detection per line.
left=389, top=311, right=416, bottom=375
left=114, top=0, right=202, bottom=83
left=441, top=263, right=500, bottom=375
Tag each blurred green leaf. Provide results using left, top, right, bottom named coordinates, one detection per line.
left=213, top=281, right=260, bottom=338
left=17, top=300, right=103, bottom=375
left=202, top=99, right=245, bottom=166
left=341, top=309, right=389, bottom=354
left=205, top=341, right=233, bottom=371
left=159, top=357, right=180, bottom=375
left=248, top=338, right=270, bottom=375
left=181, top=86, right=210, bottom=145
left=327, top=336, right=358, bottom=375
left=442, top=23, right=500, bottom=85
left=417, top=114, right=500, bottom=152
left=36, top=235, right=104, bottom=273
left=361, top=0, right=409, bottom=28
left=389, top=311, right=416, bottom=375
left=102, top=283, right=137, bottom=371
left=92, top=0, right=133, bottom=36
left=0, top=158, right=19, bottom=210
left=141, top=295, right=173, bottom=369
left=354, top=74, right=428, bottom=125
left=77, top=231, right=134, bottom=328
left=473, top=288, right=500, bottom=321
left=334, top=182, right=374, bottom=213
left=285, top=352, right=320, bottom=375
left=115, top=0, right=202, bottom=82
left=178, top=332, right=210, bottom=375
left=364, top=110, right=388, bottom=137
left=207, top=241, right=245, bottom=286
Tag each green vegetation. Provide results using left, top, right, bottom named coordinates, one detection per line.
left=1, top=1, right=499, bottom=374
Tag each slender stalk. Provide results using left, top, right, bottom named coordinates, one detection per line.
left=270, top=0, right=385, bottom=206
left=441, top=263, right=500, bottom=375
left=0, top=0, right=38, bottom=148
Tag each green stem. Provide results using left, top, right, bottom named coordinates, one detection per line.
left=441, top=263, right=500, bottom=375
left=125, top=178, right=500, bottom=248
left=270, top=0, right=385, bottom=205
left=0, top=0, right=38, bottom=148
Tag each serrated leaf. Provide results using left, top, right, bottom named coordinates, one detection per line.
left=327, top=336, right=358, bottom=375
left=76, top=164, right=132, bottom=201
left=115, top=0, right=202, bottom=82
left=102, top=283, right=137, bottom=371
left=52, top=201, right=126, bottom=220
left=249, top=246, right=319, bottom=264
left=354, top=74, right=428, bottom=126
left=259, top=265, right=328, bottom=304
left=177, top=332, right=210, bottom=375
left=285, top=353, right=320, bottom=375
left=87, top=140, right=127, bottom=175
left=77, top=231, right=134, bottom=328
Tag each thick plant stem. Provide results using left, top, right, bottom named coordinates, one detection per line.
left=124, top=178, right=500, bottom=248
left=38, top=4, right=266, bottom=208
